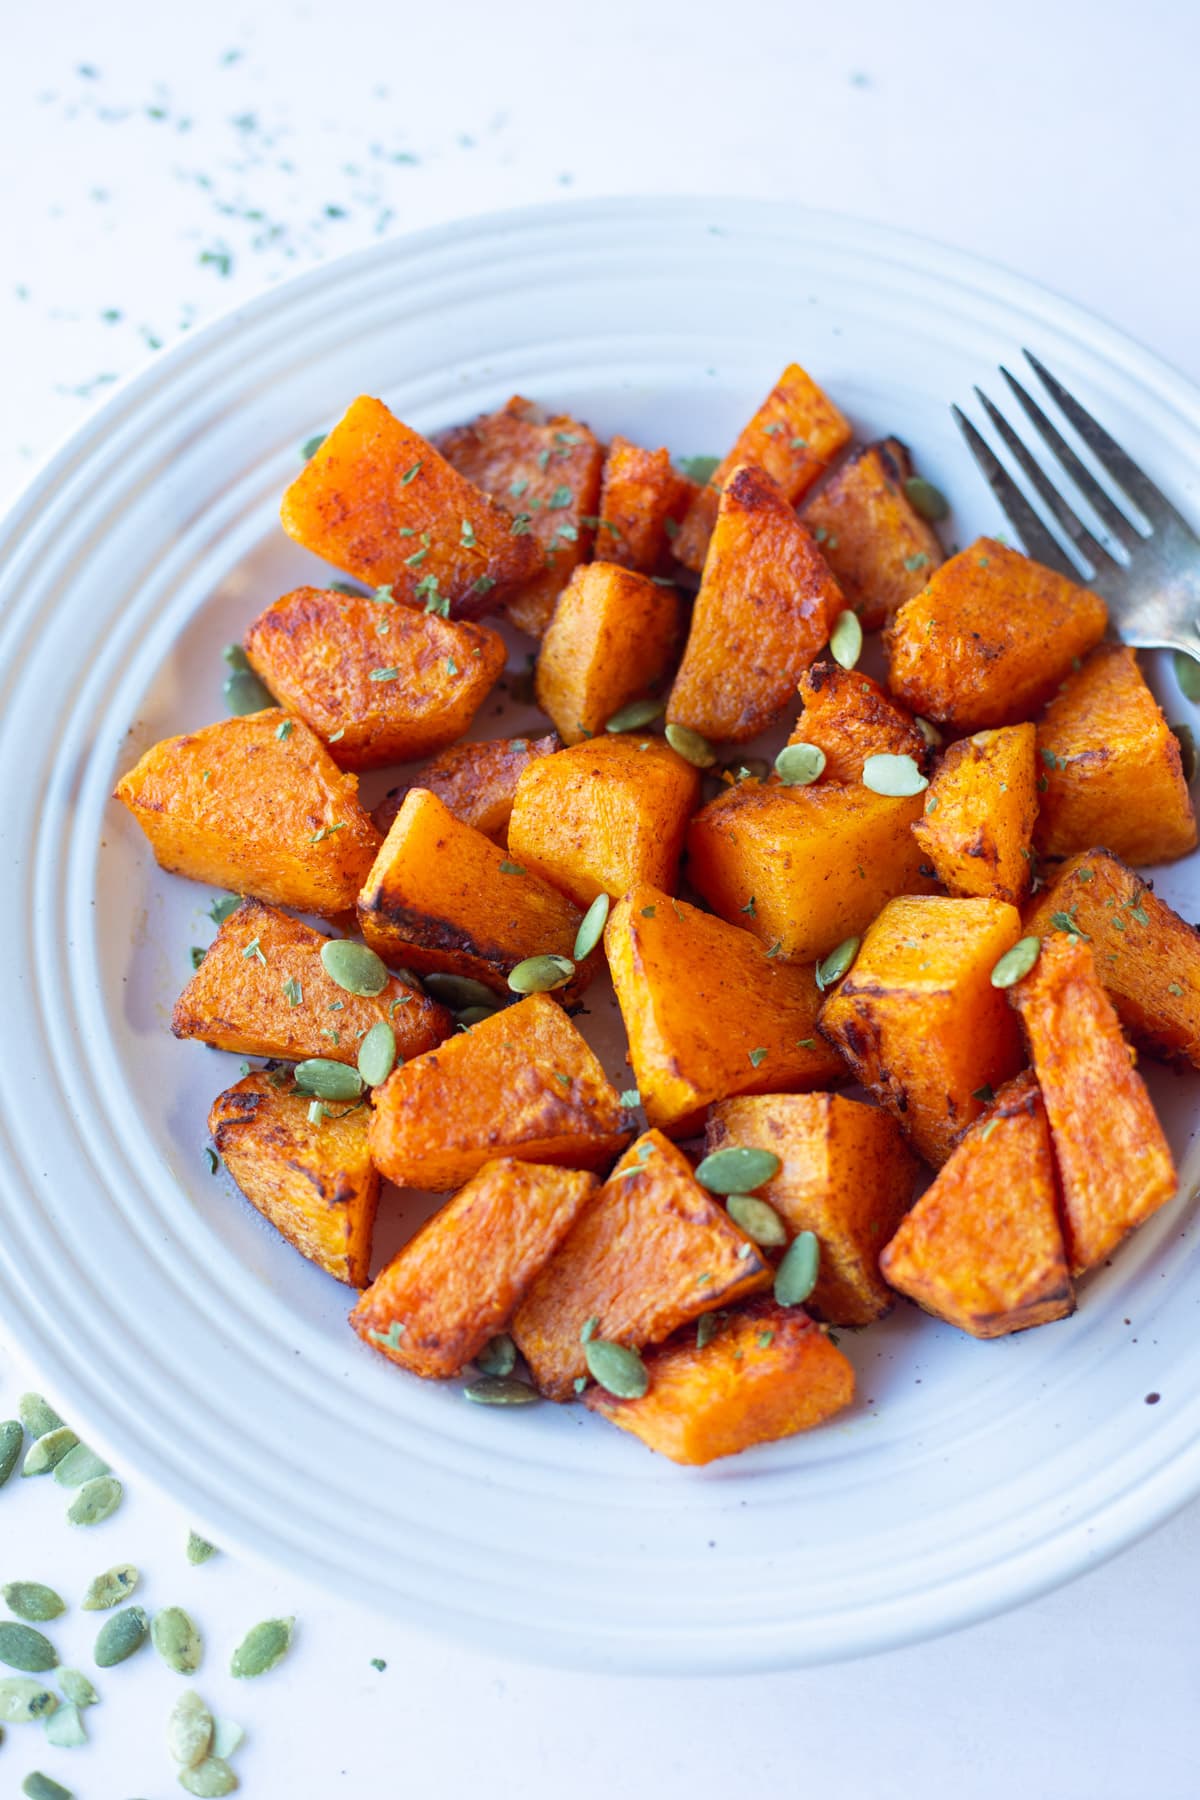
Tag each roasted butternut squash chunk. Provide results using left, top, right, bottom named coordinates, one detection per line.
left=788, top=661, right=929, bottom=784
left=113, top=710, right=380, bottom=916
left=705, top=1094, right=919, bottom=1325
left=242, top=586, right=506, bottom=770
left=350, top=1159, right=599, bottom=1377
left=1010, top=933, right=1177, bottom=1273
left=280, top=396, right=539, bottom=618
left=534, top=562, right=684, bottom=746
left=173, top=898, right=448, bottom=1064
left=372, top=733, right=560, bottom=842
left=584, top=1299, right=854, bottom=1464
left=357, top=787, right=590, bottom=1000
left=511, top=1130, right=770, bottom=1400
left=507, top=735, right=700, bottom=907
left=1034, top=643, right=1197, bottom=865
left=820, top=895, right=1025, bottom=1166
left=1025, top=850, right=1200, bottom=1067
left=880, top=1070, right=1073, bottom=1337
left=437, top=395, right=604, bottom=638
left=666, top=464, right=842, bottom=743
left=885, top=538, right=1108, bottom=730
left=673, top=362, right=852, bottom=572
left=801, top=438, right=944, bottom=630
left=912, top=724, right=1038, bottom=905
left=686, top=779, right=935, bottom=964
left=595, top=436, right=696, bottom=573
left=606, top=887, right=845, bottom=1136
left=368, top=993, right=631, bottom=1191
left=209, top=1070, right=379, bottom=1287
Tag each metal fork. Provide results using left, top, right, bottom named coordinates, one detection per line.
left=952, top=350, right=1200, bottom=661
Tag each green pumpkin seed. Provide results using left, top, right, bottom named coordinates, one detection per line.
left=44, top=1700, right=86, bottom=1748
left=862, top=752, right=929, bottom=798
left=775, top=742, right=826, bottom=786
left=94, top=1606, right=148, bottom=1668
left=726, top=1195, right=789, bottom=1246
left=507, top=954, right=574, bottom=994
left=186, top=1532, right=218, bottom=1566
left=420, top=972, right=495, bottom=1009
left=230, top=1617, right=294, bottom=1680
left=903, top=475, right=950, bottom=521
left=605, top=696, right=664, bottom=733
left=1171, top=721, right=1197, bottom=783
left=211, top=1717, right=245, bottom=1759
left=475, top=1334, right=517, bottom=1378
left=319, top=937, right=389, bottom=997
left=67, top=1477, right=123, bottom=1527
left=179, top=1756, right=239, bottom=1797
left=167, top=1690, right=214, bottom=1768
left=0, top=1677, right=58, bottom=1722
left=774, top=1229, right=820, bottom=1306
left=18, top=1396, right=63, bottom=1439
left=293, top=1058, right=364, bottom=1103
left=53, top=1444, right=111, bottom=1489
left=0, top=1623, right=57, bottom=1673
left=0, top=1420, right=22, bottom=1486
left=21, top=1774, right=73, bottom=1800
left=915, top=715, right=943, bottom=747
left=223, top=668, right=273, bottom=716
left=152, top=1607, right=203, bottom=1675
left=301, top=432, right=327, bottom=460
left=2, top=1585, right=64, bottom=1623
left=222, top=644, right=251, bottom=673
left=829, top=609, right=863, bottom=670
left=664, top=722, right=717, bottom=768
left=584, top=1339, right=649, bottom=1399
left=57, top=1671, right=97, bottom=1709
left=1174, top=650, right=1200, bottom=701
left=694, top=1146, right=781, bottom=1195
left=22, top=1428, right=79, bottom=1477
left=990, top=935, right=1041, bottom=988
left=455, top=1004, right=498, bottom=1027
left=462, top=1377, right=539, bottom=1406
left=81, top=1565, right=139, bottom=1611
left=357, top=1020, right=396, bottom=1088
left=815, top=936, right=860, bottom=992
left=573, top=892, right=610, bottom=961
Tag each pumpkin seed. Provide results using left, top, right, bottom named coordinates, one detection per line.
left=1174, top=650, right=1200, bottom=701
left=57, top=1671, right=97, bottom=1709
left=915, top=715, right=943, bottom=747
left=862, top=752, right=929, bottom=797
left=584, top=1339, right=649, bottom=1399
left=67, top=1477, right=123, bottom=1527
left=167, top=1691, right=214, bottom=1768
left=605, top=696, right=664, bottom=732
left=829, top=609, right=863, bottom=670
left=774, top=1230, right=820, bottom=1306
left=726, top=1195, right=789, bottom=1246
left=2, top=1585, right=64, bottom=1624
left=903, top=475, right=950, bottom=521
left=53, top=1444, right=110, bottom=1489
left=462, top=1376, right=540, bottom=1406
left=507, top=954, right=574, bottom=994
left=179, top=1756, right=239, bottom=1797
left=223, top=669, right=273, bottom=716
left=475, top=1334, right=517, bottom=1378
left=222, top=644, right=251, bottom=673
left=212, top=1718, right=245, bottom=1759
left=22, top=1428, right=78, bottom=1477
left=455, top=1005, right=497, bottom=1027
left=0, top=1420, right=22, bottom=1486
left=186, top=1533, right=217, bottom=1566
left=775, top=743, right=825, bottom=787
left=0, top=1623, right=58, bottom=1673
left=293, top=1058, right=364, bottom=1103
left=18, top=1396, right=63, bottom=1439
left=727, top=756, right=770, bottom=783
left=815, top=936, right=860, bottom=991
left=990, top=934, right=1042, bottom=989
left=573, top=892, right=610, bottom=961
left=357, top=1020, right=396, bottom=1088
left=94, top=1606, right=148, bottom=1667
left=319, top=937, right=389, bottom=996
left=230, top=1617, right=294, bottom=1680
left=0, top=1678, right=58, bottom=1722
left=82, top=1565, right=139, bottom=1611
left=44, top=1700, right=86, bottom=1747
left=21, top=1775, right=73, bottom=1800
left=1171, top=721, right=1197, bottom=783
left=664, top=722, right=717, bottom=768
left=694, top=1146, right=781, bottom=1194
left=420, top=972, right=495, bottom=1010
left=152, top=1607, right=203, bottom=1675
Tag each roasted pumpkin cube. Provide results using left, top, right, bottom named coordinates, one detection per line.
left=912, top=724, right=1038, bottom=905
left=368, top=993, right=631, bottom=1191
left=357, top=787, right=590, bottom=1000
left=280, top=396, right=540, bottom=618
left=350, top=1159, right=599, bottom=1377
left=511, top=1130, right=770, bottom=1400
left=437, top=395, right=604, bottom=637
left=666, top=463, right=842, bottom=743
left=705, top=1094, right=919, bottom=1325
left=820, top=895, right=1026, bottom=1166
left=534, top=562, right=684, bottom=746
left=113, top=710, right=380, bottom=915
left=880, top=1070, right=1073, bottom=1337
left=801, top=438, right=945, bottom=630
left=789, top=661, right=929, bottom=784
left=1025, top=850, right=1200, bottom=1067
left=606, top=887, right=845, bottom=1136
left=242, top=586, right=506, bottom=770
left=885, top=538, right=1108, bottom=730
left=686, top=779, right=935, bottom=964
left=507, top=735, right=700, bottom=907
left=595, top=435, right=696, bottom=573
left=372, top=733, right=561, bottom=842
left=1034, top=643, right=1196, bottom=865
left=584, top=1299, right=854, bottom=1464
left=673, top=362, right=852, bottom=571
left=209, top=1071, right=380, bottom=1286
left=1010, top=933, right=1177, bottom=1273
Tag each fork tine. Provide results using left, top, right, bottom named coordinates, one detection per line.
left=972, top=387, right=1118, bottom=575
left=1000, top=366, right=1141, bottom=548
left=950, top=404, right=1081, bottom=579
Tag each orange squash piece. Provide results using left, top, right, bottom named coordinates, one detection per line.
left=595, top=436, right=696, bottom=573
left=605, top=887, right=845, bottom=1136
left=1034, top=642, right=1197, bottom=865
left=113, top=710, right=380, bottom=916
left=368, top=993, right=631, bottom=1191
left=880, top=1070, right=1073, bottom=1338
left=789, top=660, right=929, bottom=784
left=666, top=463, right=843, bottom=743
left=885, top=538, right=1108, bottom=730
left=372, top=733, right=561, bottom=842
left=350, top=1159, right=599, bottom=1377
left=801, top=438, right=945, bottom=630
left=584, top=1299, right=854, bottom=1464
left=511, top=1130, right=770, bottom=1400
left=534, top=562, right=684, bottom=746
left=279, top=396, right=540, bottom=618
left=705, top=1094, right=919, bottom=1325
left=820, top=895, right=1025, bottom=1166
left=1009, top=933, right=1177, bottom=1274
left=912, top=723, right=1038, bottom=905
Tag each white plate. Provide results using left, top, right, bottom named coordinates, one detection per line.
left=3, top=198, right=1200, bottom=1675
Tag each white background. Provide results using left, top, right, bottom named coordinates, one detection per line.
left=4, top=2, right=1200, bottom=1795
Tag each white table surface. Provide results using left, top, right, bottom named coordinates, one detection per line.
left=5, top=3, right=1199, bottom=1795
